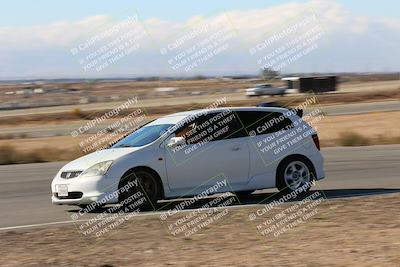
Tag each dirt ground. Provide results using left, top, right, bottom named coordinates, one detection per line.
left=1, top=193, right=399, bottom=267
left=1, top=86, right=400, bottom=126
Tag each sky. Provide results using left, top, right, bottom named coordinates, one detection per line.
left=0, top=0, right=399, bottom=79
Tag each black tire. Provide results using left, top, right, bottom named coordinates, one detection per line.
left=119, top=170, right=160, bottom=211
left=77, top=203, right=103, bottom=212
left=276, top=156, right=315, bottom=196
left=78, top=204, right=89, bottom=211
left=235, top=190, right=254, bottom=201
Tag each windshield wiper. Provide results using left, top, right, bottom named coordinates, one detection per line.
left=114, top=144, right=132, bottom=148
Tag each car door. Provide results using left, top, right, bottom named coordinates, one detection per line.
left=237, top=110, right=295, bottom=187
left=164, top=110, right=250, bottom=192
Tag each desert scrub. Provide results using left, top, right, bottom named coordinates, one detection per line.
left=337, top=132, right=370, bottom=146
left=0, top=145, right=83, bottom=165
left=0, top=145, right=19, bottom=164
left=71, top=108, right=85, bottom=119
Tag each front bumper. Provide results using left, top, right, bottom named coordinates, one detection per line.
left=51, top=175, right=119, bottom=205
left=313, top=153, right=325, bottom=181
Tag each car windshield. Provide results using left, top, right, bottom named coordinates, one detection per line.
left=111, top=124, right=173, bottom=148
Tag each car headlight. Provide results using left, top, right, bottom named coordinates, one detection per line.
left=80, top=161, right=113, bottom=177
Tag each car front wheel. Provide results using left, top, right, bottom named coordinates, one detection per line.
left=235, top=190, right=254, bottom=201
left=119, top=170, right=160, bottom=211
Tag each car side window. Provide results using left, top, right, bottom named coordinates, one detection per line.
left=174, top=111, right=246, bottom=144
left=174, top=118, right=200, bottom=145
left=238, top=111, right=294, bottom=136
left=208, top=111, right=246, bottom=141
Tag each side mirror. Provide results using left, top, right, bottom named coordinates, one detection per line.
left=167, top=136, right=185, bottom=148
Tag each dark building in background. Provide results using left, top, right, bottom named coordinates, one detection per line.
left=282, top=76, right=338, bottom=93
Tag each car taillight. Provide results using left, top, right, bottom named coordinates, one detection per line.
left=312, top=134, right=320, bottom=150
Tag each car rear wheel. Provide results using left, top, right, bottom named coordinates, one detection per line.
left=277, top=157, right=314, bottom=195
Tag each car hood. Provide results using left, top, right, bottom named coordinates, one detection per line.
left=61, top=147, right=142, bottom=171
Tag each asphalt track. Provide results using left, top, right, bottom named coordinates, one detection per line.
left=0, top=145, right=399, bottom=230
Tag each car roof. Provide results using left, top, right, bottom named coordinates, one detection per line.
left=149, top=106, right=292, bottom=126
left=165, top=106, right=290, bottom=117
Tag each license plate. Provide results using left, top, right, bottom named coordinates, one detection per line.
left=57, top=185, right=68, bottom=197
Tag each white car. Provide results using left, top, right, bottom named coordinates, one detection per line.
left=51, top=106, right=324, bottom=207
left=246, top=84, right=286, bottom=97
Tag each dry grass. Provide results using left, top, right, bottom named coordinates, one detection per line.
left=0, top=145, right=19, bottom=164
left=71, top=108, right=85, bottom=119
left=1, top=111, right=399, bottom=164
left=0, top=144, right=83, bottom=164
left=315, top=111, right=400, bottom=147
left=1, top=88, right=400, bottom=126
left=337, top=132, right=371, bottom=146
left=336, top=132, right=400, bottom=147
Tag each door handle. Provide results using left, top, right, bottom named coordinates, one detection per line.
left=231, top=145, right=241, bottom=151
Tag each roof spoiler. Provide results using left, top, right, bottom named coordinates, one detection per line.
left=293, top=109, right=303, bottom=118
